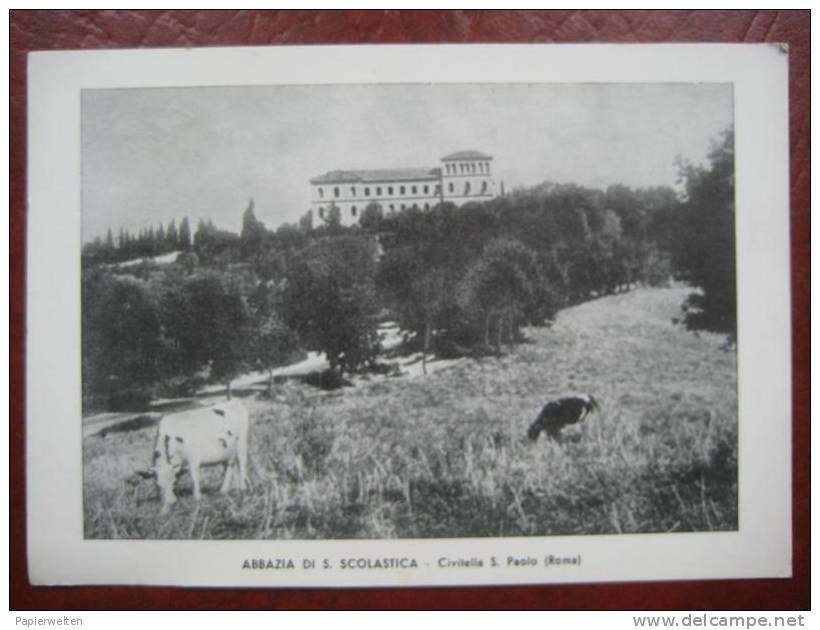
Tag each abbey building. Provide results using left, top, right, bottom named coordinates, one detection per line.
left=309, top=150, right=496, bottom=225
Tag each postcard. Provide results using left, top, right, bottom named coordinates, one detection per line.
left=26, top=43, right=791, bottom=586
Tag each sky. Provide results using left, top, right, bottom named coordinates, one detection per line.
left=82, top=82, right=732, bottom=242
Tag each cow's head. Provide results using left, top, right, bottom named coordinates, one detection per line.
left=527, top=418, right=544, bottom=442
left=139, top=436, right=182, bottom=512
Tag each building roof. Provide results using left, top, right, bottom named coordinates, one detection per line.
left=310, top=167, right=440, bottom=185
left=440, top=150, right=493, bottom=161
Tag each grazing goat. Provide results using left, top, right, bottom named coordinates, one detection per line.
left=138, top=399, right=249, bottom=513
left=527, top=394, right=600, bottom=442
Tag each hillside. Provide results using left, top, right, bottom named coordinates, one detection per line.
left=83, top=286, right=737, bottom=539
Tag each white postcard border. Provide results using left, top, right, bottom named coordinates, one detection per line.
left=26, top=43, right=791, bottom=587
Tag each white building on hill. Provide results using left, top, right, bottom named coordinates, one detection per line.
left=309, top=150, right=497, bottom=225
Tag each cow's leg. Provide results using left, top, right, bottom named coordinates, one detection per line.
left=159, top=486, right=177, bottom=514
left=189, top=462, right=202, bottom=502
left=156, top=461, right=178, bottom=514
left=237, top=442, right=248, bottom=491
left=220, top=461, right=235, bottom=494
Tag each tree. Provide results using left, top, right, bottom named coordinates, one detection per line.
left=194, top=219, right=209, bottom=251
left=566, top=235, right=619, bottom=298
left=194, top=219, right=240, bottom=262
left=675, top=128, right=736, bottom=337
left=299, top=210, right=313, bottom=233
left=240, top=197, right=267, bottom=259
left=253, top=312, right=298, bottom=387
left=283, top=236, right=380, bottom=375
left=179, top=217, right=192, bottom=250
left=248, top=282, right=299, bottom=386
left=604, top=184, right=647, bottom=239
left=146, top=225, right=157, bottom=256
left=164, top=272, right=252, bottom=395
left=412, top=269, right=449, bottom=374
left=323, top=203, right=342, bottom=232
left=177, top=251, right=199, bottom=275
left=156, top=222, right=166, bottom=251
left=166, top=219, right=179, bottom=250
left=376, top=245, right=454, bottom=370
left=359, top=202, right=384, bottom=232
left=459, top=238, right=545, bottom=352
left=82, top=273, right=164, bottom=410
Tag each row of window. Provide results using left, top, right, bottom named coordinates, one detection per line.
left=318, top=180, right=489, bottom=199
left=447, top=181, right=489, bottom=195
left=318, top=183, right=435, bottom=199
left=444, top=161, right=490, bottom=175
left=317, top=202, right=433, bottom=219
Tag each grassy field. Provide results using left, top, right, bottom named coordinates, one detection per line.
left=83, top=286, right=737, bottom=539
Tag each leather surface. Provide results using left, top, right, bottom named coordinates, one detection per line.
left=10, top=9, right=809, bottom=611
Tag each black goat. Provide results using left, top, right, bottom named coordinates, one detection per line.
left=527, top=394, right=600, bottom=442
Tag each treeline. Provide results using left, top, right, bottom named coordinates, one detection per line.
left=82, top=129, right=735, bottom=411
left=83, top=218, right=193, bottom=265
left=81, top=206, right=271, bottom=266
left=372, top=182, right=678, bottom=361
left=672, top=129, right=736, bottom=336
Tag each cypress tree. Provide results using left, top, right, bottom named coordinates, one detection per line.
left=179, top=217, right=192, bottom=250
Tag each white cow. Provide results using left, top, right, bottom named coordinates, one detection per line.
left=139, top=399, right=249, bottom=513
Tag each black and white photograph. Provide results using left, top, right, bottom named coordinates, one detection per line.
left=80, top=82, right=738, bottom=540
left=25, top=44, right=791, bottom=587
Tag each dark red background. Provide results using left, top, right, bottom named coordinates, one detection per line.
left=10, top=10, right=810, bottom=610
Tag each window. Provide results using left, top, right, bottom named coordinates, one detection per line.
left=352, top=206, right=357, bottom=217
left=472, top=163, right=477, bottom=173
left=485, top=162, right=490, bottom=172
left=481, top=181, right=488, bottom=194
left=465, top=182, right=471, bottom=195
left=318, top=207, right=325, bottom=219
left=400, top=185, right=405, bottom=194
left=351, top=186, right=356, bottom=196
left=318, top=188, right=324, bottom=198
left=389, top=204, right=395, bottom=212
left=423, top=185, right=429, bottom=194
left=334, top=187, right=340, bottom=198
left=448, top=182, right=454, bottom=193
left=365, top=187, right=370, bottom=196
left=424, top=203, right=430, bottom=211
left=411, top=185, right=417, bottom=194
left=434, top=184, right=441, bottom=195
left=401, top=204, right=406, bottom=210
left=376, top=187, right=382, bottom=195
left=388, top=186, right=393, bottom=195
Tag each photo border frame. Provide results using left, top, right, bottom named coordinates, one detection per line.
left=10, top=9, right=809, bottom=610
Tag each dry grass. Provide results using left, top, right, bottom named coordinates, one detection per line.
left=83, top=286, right=737, bottom=539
